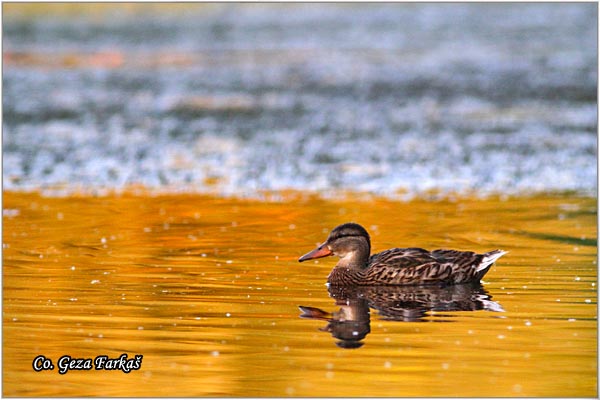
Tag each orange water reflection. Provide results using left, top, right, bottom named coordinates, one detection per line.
left=3, top=191, right=597, bottom=396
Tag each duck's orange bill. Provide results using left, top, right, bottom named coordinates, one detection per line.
left=298, top=243, right=332, bottom=262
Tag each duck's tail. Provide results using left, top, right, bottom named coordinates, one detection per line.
left=476, top=250, right=508, bottom=273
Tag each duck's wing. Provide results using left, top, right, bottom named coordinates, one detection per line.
left=366, top=248, right=506, bottom=285
left=431, top=248, right=506, bottom=263
left=431, top=249, right=480, bottom=266
left=366, top=248, right=453, bottom=285
left=432, top=249, right=507, bottom=278
left=368, top=247, right=434, bottom=268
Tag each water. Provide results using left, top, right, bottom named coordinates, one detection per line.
left=3, top=192, right=596, bottom=396
left=2, top=4, right=597, bottom=396
left=3, top=3, right=597, bottom=198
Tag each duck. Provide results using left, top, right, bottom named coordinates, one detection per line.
left=298, top=222, right=506, bottom=286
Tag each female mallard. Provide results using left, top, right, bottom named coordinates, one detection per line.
left=298, top=222, right=506, bottom=286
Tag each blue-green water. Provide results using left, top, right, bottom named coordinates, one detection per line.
left=3, top=3, right=597, bottom=198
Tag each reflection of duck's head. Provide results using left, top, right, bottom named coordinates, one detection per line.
left=299, top=300, right=371, bottom=349
left=298, top=223, right=371, bottom=269
left=321, top=320, right=370, bottom=349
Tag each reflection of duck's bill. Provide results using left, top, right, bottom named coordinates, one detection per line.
left=298, top=243, right=332, bottom=262
left=298, top=306, right=331, bottom=320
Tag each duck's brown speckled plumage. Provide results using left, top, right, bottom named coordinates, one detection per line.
left=299, top=223, right=506, bottom=286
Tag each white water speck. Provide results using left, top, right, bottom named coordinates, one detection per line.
left=512, top=384, right=523, bottom=393
left=137, top=326, right=144, bottom=330
left=568, top=318, right=576, bottom=322
left=384, top=361, right=392, bottom=368
left=90, top=279, right=100, bottom=284
left=226, top=260, right=233, bottom=264
left=70, top=265, right=76, bottom=270
left=497, top=334, right=506, bottom=339
left=441, top=363, right=450, bottom=370
left=3, top=209, right=20, bottom=217
left=211, top=351, right=220, bottom=357
left=525, top=321, right=532, bottom=326
left=584, top=299, right=592, bottom=303
left=226, top=313, right=231, bottom=317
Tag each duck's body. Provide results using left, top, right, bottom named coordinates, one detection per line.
left=298, top=223, right=506, bottom=286
left=326, top=246, right=506, bottom=286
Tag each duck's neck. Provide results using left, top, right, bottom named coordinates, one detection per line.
left=335, top=240, right=370, bottom=270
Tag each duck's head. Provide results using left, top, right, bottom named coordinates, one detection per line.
left=298, top=223, right=371, bottom=268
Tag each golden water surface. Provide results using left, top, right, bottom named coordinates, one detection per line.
left=3, top=191, right=597, bottom=397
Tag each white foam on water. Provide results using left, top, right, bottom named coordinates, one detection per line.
left=3, top=4, right=596, bottom=199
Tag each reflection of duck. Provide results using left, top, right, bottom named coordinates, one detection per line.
left=300, top=283, right=503, bottom=348
left=299, top=298, right=370, bottom=349
left=329, top=283, right=504, bottom=321
left=299, top=223, right=507, bottom=286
